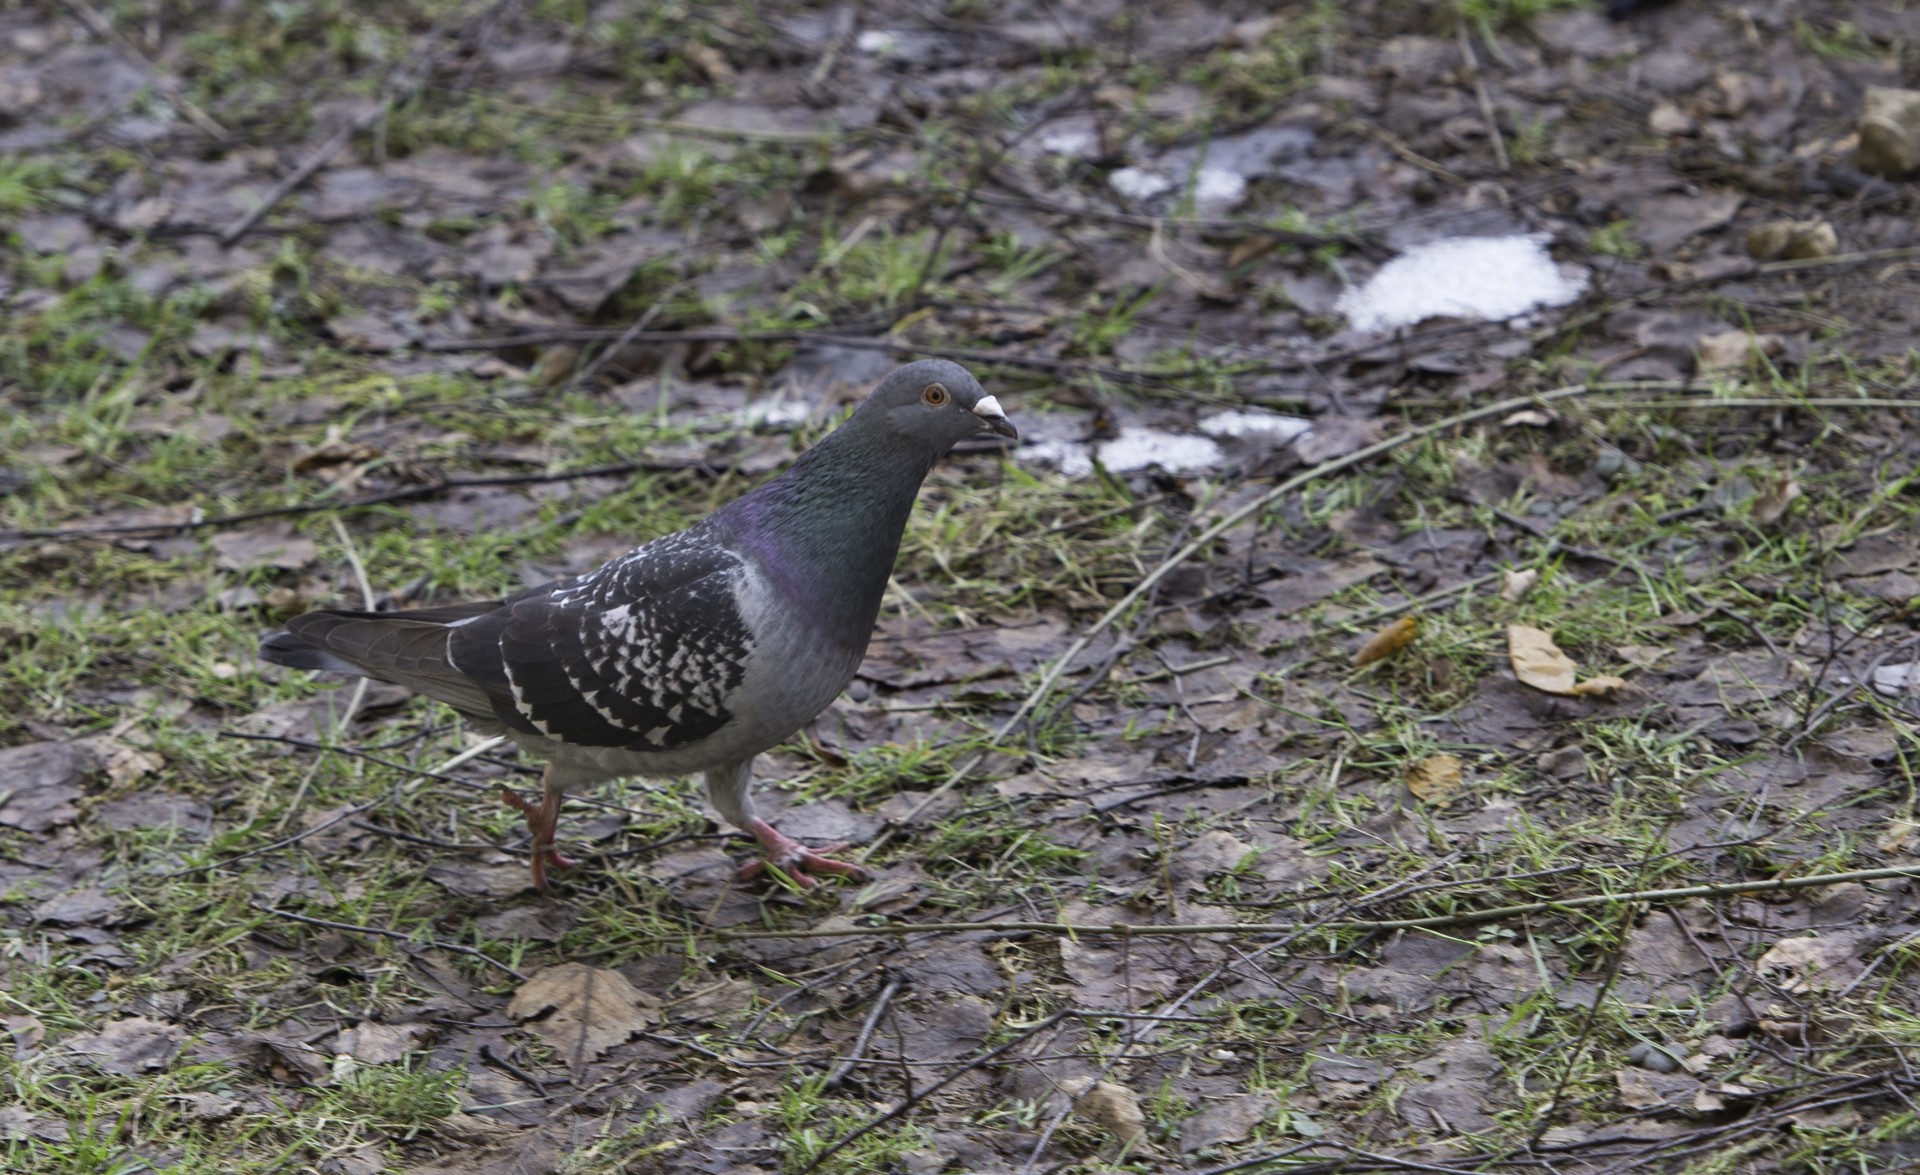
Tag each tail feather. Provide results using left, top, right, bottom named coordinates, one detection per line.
left=259, top=629, right=363, bottom=674
left=260, top=605, right=506, bottom=719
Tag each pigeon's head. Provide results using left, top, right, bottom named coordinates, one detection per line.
left=863, top=359, right=1016, bottom=449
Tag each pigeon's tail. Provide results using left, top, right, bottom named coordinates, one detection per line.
left=259, top=605, right=506, bottom=720
left=259, top=629, right=366, bottom=674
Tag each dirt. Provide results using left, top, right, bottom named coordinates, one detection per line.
left=4, top=1, right=1920, bottom=1173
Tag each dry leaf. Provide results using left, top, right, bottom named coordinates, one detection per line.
left=1508, top=625, right=1628, bottom=697
left=1500, top=568, right=1540, bottom=604
left=1353, top=616, right=1418, bottom=667
left=1060, top=1077, right=1147, bottom=1151
left=60, top=1016, right=187, bottom=1076
left=507, top=963, right=660, bottom=1074
left=210, top=523, right=319, bottom=572
left=1649, top=101, right=1695, bottom=135
left=103, top=743, right=165, bottom=787
left=1696, top=330, right=1786, bottom=373
left=1755, top=935, right=1861, bottom=994
left=1405, top=754, right=1464, bottom=803
left=1749, top=475, right=1801, bottom=526
left=1876, top=819, right=1918, bottom=854
left=1614, top=644, right=1669, bottom=669
left=336, top=1022, right=423, bottom=1065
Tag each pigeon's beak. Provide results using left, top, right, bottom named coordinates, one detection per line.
left=971, top=394, right=1017, bottom=439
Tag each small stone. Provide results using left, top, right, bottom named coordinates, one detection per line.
left=1745, top=219, right=1838, bottom=261
left=1626, top=1041, right=1683, bottom=1073
left=1859, top=86, right=1920, bottom=179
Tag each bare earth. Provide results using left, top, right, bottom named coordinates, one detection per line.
left=4, top=1, right=1920, bottom=1172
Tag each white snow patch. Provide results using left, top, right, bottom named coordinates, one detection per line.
left=1199, top=409, right=1312, bottom=444
left=1097, top=428, right=1224, bottom=474
left=1192, top=166, right=1246, bottom=209
left=1336, top=235, right=1587, bottom=332
left=735, top=398, right=812, bottom=428
left=855, top=30, right=898, bottom=54
left=1039, top=127, right=1096, bottom=157
left=1872, top=662, right=1920, bottom=696
left=1017, top=439, right=1095, bottom=480
left=1109, top=167, right=1174, bottom=201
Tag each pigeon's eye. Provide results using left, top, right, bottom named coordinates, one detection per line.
left=922, top=383, right=949, bottom=407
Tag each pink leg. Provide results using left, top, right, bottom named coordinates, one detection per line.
left=738, top=818, right=871, bottom=888
left=500, top=768, right=576, bottom=893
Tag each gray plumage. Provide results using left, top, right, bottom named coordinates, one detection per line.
left=259, top=359, right=1015, bottom=890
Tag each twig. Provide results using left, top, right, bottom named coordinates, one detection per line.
left=257, top=903, right=526, bottom=981
left=709, top=862, right=1920, bottom=942
left=218, top=0, right=515, bottom=244
left=219, top=107, right=384, bottom=246
left=58, top=0, right=227, bottom=138
left=2, top=459, right=707, bottom=543
left=1782, top=632, right=1920, bottom=752
left=274, top=518, right=377, bottom=832
left=171, top=734, right=506, bottom=876
left=799, top=1012, right=1071, bottom=1174
left=823, top=974, right=904, bottom=1090
left=970, top=188, right=1376, bottom=252
left=1529, top=837, right=1660, bottom=1147
left=418, top=326, right=1197, bottom=387
left=1457, top=23, right=1508, bottom=173
left=869, top=380, right=1613, bottom=855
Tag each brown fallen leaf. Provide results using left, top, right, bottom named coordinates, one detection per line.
left=1508, top=625, right=1627, bottom=697
left=1060, top=1077, right=1148, bottom=1154
left=1353, top=616, right=1418, bottom=667
left=210, top=523, right=319, bottom=572
left=1696, top=329, right=1786, bottom=373
left=1614, top=644, right=1669, bottom=669
left=60, top=1016, right=187, bottom=1077
left=0, top=741, right=97, bottom=832
left=1749, top=474, right=1801, bottom=527
left=1500, top=568, right=1540, bottom=604
left=1755, top=934, right=1863, bottom=994
left=1406, top=754, right=1464, bottom=803
left=507, top=963, right=660, bottom=1075
left=336, top=1022, right=424, bottom=1065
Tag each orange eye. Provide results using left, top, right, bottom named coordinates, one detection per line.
left=922, top=383, right=949, bottom=406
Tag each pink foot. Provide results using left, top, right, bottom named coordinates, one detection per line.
left=501, top=784, right=577, bottom=893
left=739, top=819, right=870, bottom=888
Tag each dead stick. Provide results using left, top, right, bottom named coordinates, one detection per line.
left=869, top=380, right=1612, bottom=855
left=58, top=0, right=227, bottom=138
left=258, top=903, right=527, bottom=981
left=219, top=104, right=385, bottom=246
left=709, top=862, right=1920, bottom=941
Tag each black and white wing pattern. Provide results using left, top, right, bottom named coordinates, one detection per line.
left=449, top=530, right=755, bottom=751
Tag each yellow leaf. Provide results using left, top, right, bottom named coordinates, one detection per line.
left=1508, top=624, right=1626, bottom=697
left=1406, top=754, right=1464, bottom=802
left=1353, top=616, right=1419, bottom=667
left=1500, top=568, right=1540, bottom=604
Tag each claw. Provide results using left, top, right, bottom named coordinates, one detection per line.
left=501, top=773, right=575, bottom=893
left=741, top=819, right=870, bottom=887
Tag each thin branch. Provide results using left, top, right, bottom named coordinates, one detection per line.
left=257, top=903, right=526, bottom=981
left=273, top=517, right=378, bottom=832
left=824, top=974, right=904, bottom=1090
left=869, top=380, right=1615, bottom=854
left=219, top=106, right=383, bottom=246
left=709, top=863, right=1920, bottom=942
left=58, top=0, right=227, bottom=138
left=798, top=1012, right=1071, bottom=1174
left=416, top=326, right=1196, bottom=387
left=2, top=459, right=709, bottom=543
left=170, top=734, right=506, bottom=876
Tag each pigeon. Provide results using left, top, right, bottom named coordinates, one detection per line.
left=260, top=359, right=1015, bottom=891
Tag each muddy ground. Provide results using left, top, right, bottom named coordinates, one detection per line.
left=4, top=0, right=1920, bottom=1172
